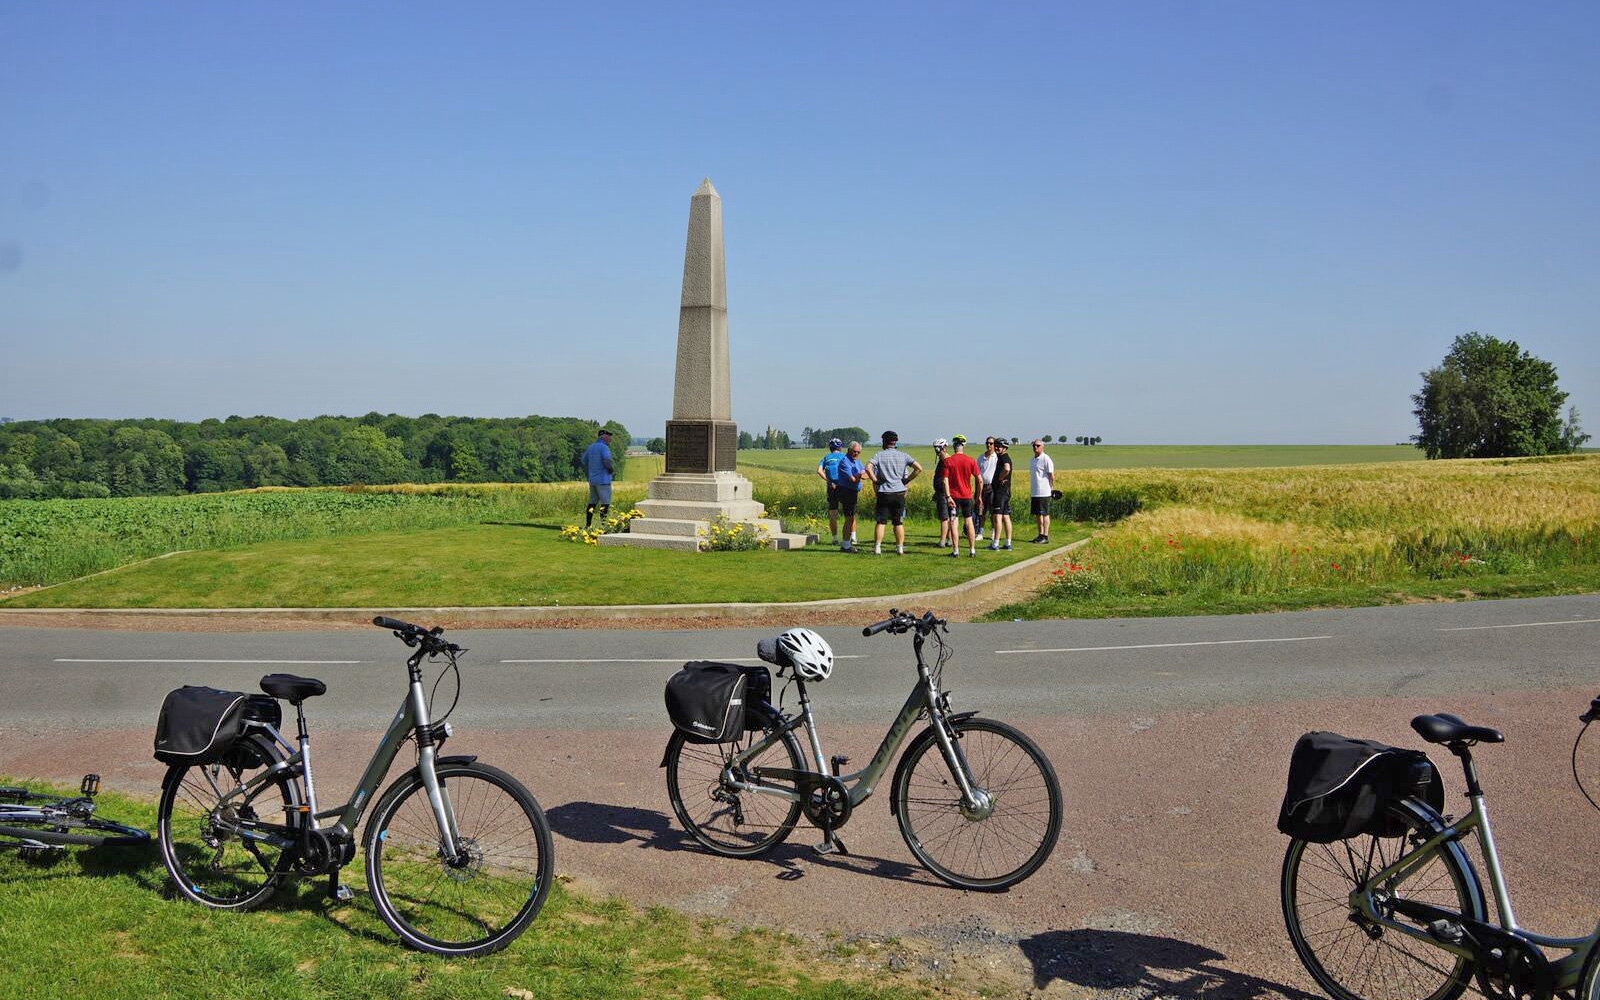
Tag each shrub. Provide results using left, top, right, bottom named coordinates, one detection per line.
left=699, top=515, right=768, bottom=552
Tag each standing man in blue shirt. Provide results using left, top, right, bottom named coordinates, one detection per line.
left=816, top=437, right=849, bottom=546
left=582, top=428, right=615, bottom=528
left=833, top=441, right=867, bottom=553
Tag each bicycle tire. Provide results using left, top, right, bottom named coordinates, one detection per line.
left=665, top=719, right=805, bottom=858
left=1281, top=797, right=1484, bottom=1000
left=364, top=759, right=553, bottom=958
left=157, top=734, right=298, bottom=911
left=1578, top=934, right=1600, bottom=1000
left=890, top=716, right=1062, bottom=890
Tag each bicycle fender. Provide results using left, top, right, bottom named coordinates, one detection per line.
left=888, top=713, right=980, bottom=817
left=435, top=755, right=478, bottom=767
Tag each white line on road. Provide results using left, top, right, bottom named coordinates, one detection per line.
left=54, top=658, right=363, bottom=665
left=500, top=655, right=866, bottom=664
left=994, top=635, right=1334, bottom=655
left=1436, top=618, right=1600, bottom=632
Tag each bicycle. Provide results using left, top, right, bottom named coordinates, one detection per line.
left=1280, top=695, right=1600, bottom=1000
left=154, top=617, right=554, bottom=957
left=1, top=774, right=150, bottom=858
left=662, top=609, right=1063, bottom=891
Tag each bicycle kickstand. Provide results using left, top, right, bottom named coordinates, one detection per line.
left=815, top=829, right=849, bottom=857
left=327, top=870, right=354, bottom=904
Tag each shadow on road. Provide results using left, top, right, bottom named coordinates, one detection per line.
left=545, top=800, right=935, bottom=886
left=1018, top=928, right=1320, bottom=1000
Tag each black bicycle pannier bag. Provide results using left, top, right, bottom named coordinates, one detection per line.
left=154, top=686, right=280, bottom=764
left=1277, top=731, right=1444, bottom=843
left=665, top=662, right=750, bottom=743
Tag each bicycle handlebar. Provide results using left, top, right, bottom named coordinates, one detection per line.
left=862, top=609, right=947, bottom=637
left=373, top=616, right=419, bottom=633
left=372, top=616, right=462, bottom=656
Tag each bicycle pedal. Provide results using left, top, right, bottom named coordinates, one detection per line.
left=331, top=884, right=354, bottom=903
left=814, top=836, right=849, bottom=857
left=80, top=774, right=100, bottom=797
left=830, top=755, right=851, bottom=773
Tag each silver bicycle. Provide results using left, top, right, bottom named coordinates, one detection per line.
left=1281, top=695, right=1600, bottom=1000
left=155, top=617, right=553, bottom=957
left=663, top=609, right=1063, bottom=891
left=1, top=775, right=149, bottom=858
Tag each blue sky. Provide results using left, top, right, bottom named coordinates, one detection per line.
left=2, top=2, right=1595, bottom=444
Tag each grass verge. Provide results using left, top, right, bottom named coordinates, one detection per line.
left=5, top=520, right=1089, bottom=609
left=0, top=781, right=929, bottom=1000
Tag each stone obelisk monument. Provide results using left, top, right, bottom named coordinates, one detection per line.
left=603, top=180, right=808, bottom=550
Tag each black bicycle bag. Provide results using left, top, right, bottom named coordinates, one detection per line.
left=1277, top=731, right=1444, bottom=843
left=153, top=685, right=281, bottom=765
left=665, top=662, right=769, bottom=743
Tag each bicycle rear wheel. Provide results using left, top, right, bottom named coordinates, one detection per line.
left=364, top=760, right=553, bottom=958
left=891, top=716, right=1062, bottom=890
left=664, top=724, right=804, bottom=858
left=157, top=735, right=296, bottom=911
left=1282, top=799, right=1483, bottom=1000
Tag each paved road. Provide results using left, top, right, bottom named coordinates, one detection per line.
left=3, top=594, right=1598, bottom=999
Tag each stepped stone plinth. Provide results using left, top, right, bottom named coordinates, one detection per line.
left=601, top=179, right=807, bottom=552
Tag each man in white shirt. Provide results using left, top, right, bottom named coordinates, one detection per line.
left=1029, top=439, right=1055, bottom=543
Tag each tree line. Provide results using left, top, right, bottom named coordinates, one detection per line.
left=0, top=413, right=629, bottom=499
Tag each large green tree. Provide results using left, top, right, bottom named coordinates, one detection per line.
left=1412, top=333, right=1575, bottom=459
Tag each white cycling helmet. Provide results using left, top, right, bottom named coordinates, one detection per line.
left=778, top=627, right=834, bottom=682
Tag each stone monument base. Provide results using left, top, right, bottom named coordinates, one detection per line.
left=598, top=472, right=813, bottom=551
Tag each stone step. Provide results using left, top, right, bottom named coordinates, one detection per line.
left=771, top=532, right=813, bottom=551
left=634, top=498, right=767, bottom=522
left=628, top=517, right=705, bottom=537
left=596, top=532, right=701, bottom=551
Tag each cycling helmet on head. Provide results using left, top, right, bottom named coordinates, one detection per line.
left=778, top=627, right=834, bottom=682
left=828, top=437, right=843, bottom=450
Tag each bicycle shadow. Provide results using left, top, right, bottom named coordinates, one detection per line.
left=1017, top=928, right=1321, bottom=1000
left=545, top=800, right=932, bottom=887
left=2, top=841, right=166, bottom=891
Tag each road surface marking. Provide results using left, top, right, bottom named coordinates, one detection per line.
left=501, top=655, right=865, bottom=664
left=994, top=635, right=1334, bottom=655
left=55, top=658, right=363, bottom=665
left=1437, top=618, right=1600, bottom=632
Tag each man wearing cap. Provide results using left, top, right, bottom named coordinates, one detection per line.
left=582, top=428, right=616, bottom=528
left=1030, top=438, right=1055, bottom=543
left=867, top=430, right=921, bottom=555
left=931, top=439, right=952, bottom=547
left=987, top=437, right=1014, bottom=550
left=976, top=436, right=998, bottom=542
left=941, top=435, right=982, bottom=557
left=816, top=438, right=850, bottom=546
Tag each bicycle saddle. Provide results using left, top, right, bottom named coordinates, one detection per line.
left=1411, top=713, right=1504, bottom=745
left=756, top=638, right=792, bottom=669
left=260, top=673, right=327, bottom=705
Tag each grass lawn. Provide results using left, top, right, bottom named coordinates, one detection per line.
left=0, top=782, right=927, bottom=1000
left=8, top=519, right=1088, bottom=608
left=737, top=444, right=1423, bottom=475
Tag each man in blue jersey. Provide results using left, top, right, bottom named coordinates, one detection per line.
left=833, top=441, right=866, bottom=552
left=582, top=428, right=615, bottom=528
left=816, top=437, right=849, bottom=546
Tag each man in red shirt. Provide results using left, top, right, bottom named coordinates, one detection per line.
left=941, top=435, right=982, bottom=557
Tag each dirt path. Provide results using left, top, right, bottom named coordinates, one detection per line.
left=9, top=685, right=1595, bottom=998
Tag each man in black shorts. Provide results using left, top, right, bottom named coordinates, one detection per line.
left=833, top=441, right=866, bottom=552
left=986, top=437, right=1014, bottom=550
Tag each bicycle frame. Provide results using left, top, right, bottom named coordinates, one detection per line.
left=1351, top=773, right=1600, bottom=991
left=720, top=632, right=982, bottom=810
left=204, top=656, right=461, bottom=858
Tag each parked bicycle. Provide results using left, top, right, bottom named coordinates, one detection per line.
left=151, top=617, right=554, bottom=957
left=662, top=609, right=1062, bottom=890
left=1277, top=695, right=1600, bottom=1000
left=1, top=774, right=150, bottom=858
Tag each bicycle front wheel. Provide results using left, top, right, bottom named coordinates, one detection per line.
left=1282, top=799, right=1483, bottom=1000
left=891, top=717, right=1062, bottom=890
left=364, top=760, right=553, bottom=958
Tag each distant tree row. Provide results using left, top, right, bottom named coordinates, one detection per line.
left=739, top=427, right=794, bottom=450
left=800, top=426, right=870, bottom=449
left=0, top=413, right=628, bottom=499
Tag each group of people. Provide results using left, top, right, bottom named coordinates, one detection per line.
left=817, top=432, right=1057, bottom=556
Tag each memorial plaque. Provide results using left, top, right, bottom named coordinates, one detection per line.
left=666, top=419, right=738, bottom=473
left=714, top=423, right=737, bottom=471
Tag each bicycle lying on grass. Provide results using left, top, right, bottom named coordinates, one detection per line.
left=1278, top=695, right=1600, bottom=1000
left=151, top=617, right=554, bottom=957
left=662, top=609, right=1062, bottom=890
left=0, top=774, right=150, bottom=858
